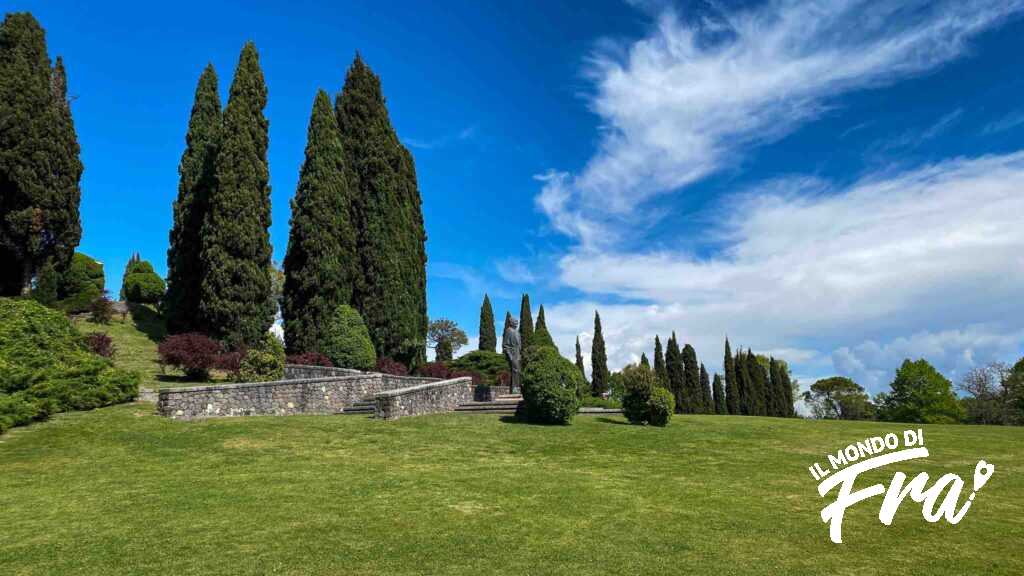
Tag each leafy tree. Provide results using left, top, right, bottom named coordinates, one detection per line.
left=591, top=310, right=609, bottom=396
left=622, top=363, right=674, bottom=426
left=1006, top=358, right=1024, bottom=425
left=724, top=338, right=739, bottom=414
left=165, top=64, right=220, bottom=334
left=699, top=363, right=713, bottom=414
left=875, top=359, right=964, bottom=424
left=654, top=335, right=667, bottom=388
left=712, top=373, right=726, bottom=414
left=575, top=335, right=587, bottom=382
left=336, top=54, right=427, bottom=367
left=282, top=90, right=357, bottom=354
left=0, top=14, right=82, bottom=295
left=428, top=318, right=468, bottom=362
left=682, top=343, right=700, bottom=413
left=478, top=294, right=496, bottom=352
left=803, top=377, right=874, bottom=420
left=640, top=352, right=650, bottom=369
left=198, top=42, right=274, bottom=348
left=665, top=333, right=684, bottom=413
left=322, top=304, right=376, bottom=370
left=518, top=294, right=534, bottom=349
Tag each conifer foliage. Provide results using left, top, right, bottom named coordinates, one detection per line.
left=518, top=294, right=534, bottom=349
left=0, top=13, right=82, bottom=295
left=712, top=373, right=726, bottom=414
left=575, top=335, right=587, bottom=382
left=665, top=333, right=684, bottom=412
left=198, top=42, right=275, bottom=348
left=590, top=310, right=609, bottom=396
left=166, top=64, right=220, bottom=334
left=478, top=294, right=496, bottom=352
left=724, top=338, right=740, bottom=415
left=682, top=343, right=700, bottom=413
left=283, top=90, right=358, bottom=354
left=653, top=335, right=667, bottom=389
left=700, top=363, right=713, bottom=414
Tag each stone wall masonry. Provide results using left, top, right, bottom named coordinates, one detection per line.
left=283, top=364, right=363, bottom=380
left=374, top=377, right=474, bottom=420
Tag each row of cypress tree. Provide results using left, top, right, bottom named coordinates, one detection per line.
left=0, top=13, right=82, bottom=297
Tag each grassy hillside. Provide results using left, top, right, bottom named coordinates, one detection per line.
left=1, top=407, right=1020, bottom=575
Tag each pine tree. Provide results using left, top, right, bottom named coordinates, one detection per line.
left=700, top=363, right=713, bottom=414
left=640, top=352, right=650, bottom=369
left=724, top=338, right=740, bottom=414
left=746, top=350, right=768, bottom=416
left=282, top=90, right=358, bottom=354
left=166, top=64, right=221, bottom=334
left=478, top=294, right=496, bottom=352
left=736, top=350, right=751, bottom=415
left=591, top=310, right=609, bottom=396
left=532, top=305, right=556, bottom=349
left=0, top=14, right=82, bottom=295
left=682, top=343, right=700, bottom=413
left=665, top=333, right=684, bottom=413
left=712, top=373, right=726, bottom=415
left=198, top=42, right=274, bottom=348
left=518, top=294, right=534, bottom=349
left=654, top=335, right=667, bottom=389
left=336, top=54, right=427, bottom=367
left=575, top=335, right=587, bottom=382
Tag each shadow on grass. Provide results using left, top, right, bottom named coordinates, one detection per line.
left=595, top=417, right=630, bottom=425
left=129, top=303, right=167, bottom=342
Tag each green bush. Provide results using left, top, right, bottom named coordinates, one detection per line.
left=647, top=388, right=675, bottom=427
left=56, top=252, right=105, bottom=313
left=123, top=272, right=165, bottom=304
left=622, top=364, right=673, bottom=426
left=580, top=396, right=622, bottom=409
left=0, top=298, right=139, bottom=434
left=322, top=305, right=376, bottom=371
left=447, top=350, right=507, bottom=385
left=234, top=334, right=286, bottom=382
left=517, top=346, right=582, bottom=425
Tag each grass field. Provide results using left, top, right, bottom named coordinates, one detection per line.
left=1, top=404, right=1021, bottom=575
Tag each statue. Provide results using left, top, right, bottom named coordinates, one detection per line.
left=503, top=318, right=521, bottom=393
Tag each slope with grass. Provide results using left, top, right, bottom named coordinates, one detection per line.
left=1, top=408, right=1020, bottom=575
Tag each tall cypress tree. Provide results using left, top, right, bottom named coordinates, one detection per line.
left=780, top=362, right=795, bottom=417
left=640, top=352, right=650, bottom=369
left=0, top=14, right=82, bottom=295
left=198, top=42, right=274, bottom=348
left=665, top=333, right=684, bottom=413
left=282, top=90, right=357, bottom=354
left=736, top=350, right=751, bottom=415
left=712, top=373, right=726, bottom=414
left=700, top=363, right=713, bottom=414
left=591, top=310, right=609, bottom=396
left=532, top=304, right=555, bottom=349
left=746, top=350, right=768, bottom=416
left=575, top=335, right=587, bottom=382
left=768, top=357, right=781, bottom=417
left=166, top=64, right=221, bottom=334
left=478, top=294, right=496, bottom=352
left=336, top=54, right=427, bottom=366
left=518, top=294, right=534, bottom=349
left=724, top=338, right=740, bottom=414
left=682, top=343, right=700, bottom=413
left=653, top=335, right=667, bottom=389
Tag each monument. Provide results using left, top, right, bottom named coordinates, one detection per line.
left=503, top=317, right=521, bottom=393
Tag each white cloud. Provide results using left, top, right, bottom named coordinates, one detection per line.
left=982, top=110, right=1024, bottom=135
left=537, top=0, right=1024, bottom=247
left=495, top=257, right=537, bottom=284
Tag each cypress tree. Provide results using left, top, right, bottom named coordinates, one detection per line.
left=198, top=42, right=274, bottom=348
left=746, top=350, right=768, bottom=416
left=640, top=352, right=650, bottom=369
left=653, top=335, right=667, bottom=388
left=591, top=310, right=609, bottom=396
left=282, top=90, right=358, bottom=354
left=478, top=294, right=496, bottom=352
left=724, top=338, right=740, bottom=415
left=682, top=343, right=700, bottom=413
left=768, top=357, right=781, bottom=416
left=665, top=333, right=684, bottom=413
left=736, top=350, right=751, bottom=415
left=575, top=335, right=587, bottom=382
left=780, top=363, right=795, bottom=417
left=518, top=294, right=534, bottom=348
left=166, top=64, right=221, bottom=334
left=712, top=373, right=726, bottom=415
left=336, top=54, right=427, bottom=367
left=0, top=14, right=82, bottom=295
left=700, top=363, right=713, bottom=414
left=532, top=305, right=556, bottom=349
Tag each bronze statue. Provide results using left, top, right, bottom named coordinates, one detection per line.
left=503, top=317, right=521, bottom=393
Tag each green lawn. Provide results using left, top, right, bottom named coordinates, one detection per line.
left=1, top=405, right=1021, bottom=575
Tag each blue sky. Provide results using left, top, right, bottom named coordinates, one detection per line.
left=10, top=0, right=1024, bottom=395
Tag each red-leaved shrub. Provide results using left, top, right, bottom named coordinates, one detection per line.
left=375, top=357, right=408, bottom=376
left=286, top=352, right=334, bottom=367
left=450, top=369, right=483, bottom=386
left=84, top=332, right=116, bottom=358
left=415, top=362, right=450, bottom=379
left=158, top=333, right=222, bottom=380
left=214, top=348, right=246, bottom=374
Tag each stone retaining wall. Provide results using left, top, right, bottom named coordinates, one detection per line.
left=375, top=377, right=474, bottom=420
left=283, top=364, right=362, bottom=380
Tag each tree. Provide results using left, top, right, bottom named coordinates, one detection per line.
left=198, top=42, right=274, bottom=348
left=712, top=373, right=726, bottom=414
left=121, top=255, right=165, bottom=304
left=746, top=350, right=768, bottom=416
left=502, top=311, right=513, bottom=354
left=478, top=294, right=496, bottom=352
left=875, top=359, right=964, bottom=424
left=699, top=363, right=713, bottom=414
left=654, top=335, right=667, bottom=389
left=518, top=294, right=534, bottom=349
left=165, top=64, right=220, bottom=334
left=532, top=305, right=556, bottom=349
left=640, top=353, right=650, bottom=369
left=282, top=90, right=358, bottom=355
left=0, top=14, right=82, bottom=295
left=55, top=252, right=104, bottom=312
left=724, top=338, right=740, bottom=414
left=802, top=377, right=874, bottom=420
left=31, top=259, right=59, bottom=306
left=1007, top=358, right=1024, bottom=425
left=681, top=343, right=700, bottom=413
left=736, top=350, right=751, bottom=415
left=665, top=333, right=684, bottom=413
left=321, top=304, right=376, bottom=370
left=428, top=318, right=468, bottom=362
left=959, top=364, right=1011, bottom=425
left=591, top=310, right=609, bottom=396
left=336, top=54, right=427, bottom=367
left=575, top=335, right=587, bottom=382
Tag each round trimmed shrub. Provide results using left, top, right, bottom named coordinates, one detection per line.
left=122, top=272, right=165, bottom=304
left=234, top=334, right=285, bottom=382
left=518, top=346, right=582, bottom=425
left=622, top=364, right=674, bottom=426
left=322, top=305, right=376, bottom=371
left=647, top=387, right=675, bottom=427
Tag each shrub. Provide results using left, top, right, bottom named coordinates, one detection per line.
left=122, top=272, right=165, bottom=304
left=448, top=350, right=510, bottom=386
left=581, top=396, right=621, bottom=409
left=517, top=346, right=582, bottom=425
left=89, top=295, right=115, bottom=324
left=234, top=334, right=285, bottom=382
left=84, top=333, right=115, bottom=358
left=416, top=362, right=451, bottom=379
left=376, top=357, right=408, bottom=376
left=157, top=333, right=222, bottom=380
left=0, top=298, right=138, bottom=434
left=647, top=388, right=675, bottom=427
left=321, top=305, right=376, bottom=370
left=450, top=369, right=483, bottom=386
left=622, top=364, right=674, bottom=426
left=56, top=252, right=105, bottom=313
left=214, top=348, right=246, bottom=373
left=286, top=352, right=333, bottom=367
